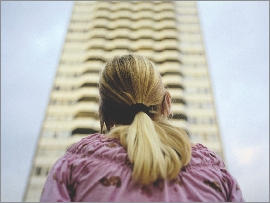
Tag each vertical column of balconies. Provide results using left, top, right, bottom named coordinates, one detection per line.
left=24, top=2, right=97, bottom=201
left=174, top=1, right=223, bottom=157
left=59, top=1, right=101, bottom=137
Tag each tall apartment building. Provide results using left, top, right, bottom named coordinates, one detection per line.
left=24, top=1, right=224, bottom=201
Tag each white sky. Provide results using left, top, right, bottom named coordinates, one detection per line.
left=1, top=1, right=269, bottom=202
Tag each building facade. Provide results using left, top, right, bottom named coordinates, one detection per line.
left=24, top=1, right=224, bottom=201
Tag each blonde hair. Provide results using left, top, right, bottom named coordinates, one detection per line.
left=99, top=54, right=191, bottom=185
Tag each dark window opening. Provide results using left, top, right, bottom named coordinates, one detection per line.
left=155, top=59, right=182, bottom=65
left=94, top=16, right=175, bottom=22
left=172, top=98, right=186, bottom=105
left=80, top=82, right=99, bottom=88
left=35, top=167, right=42, bottom=176
left=97, top=7, right=174, bottom=13
left=85, top=57, right=107, bottom=63
left=86, top=46, right=178, bottom=53
left=74, top=111, right=98, bottom=118
left=89, top=33, right=177, bottom=40
left=161, top=71, right=183, bottom=77
left=45, top=168, right=50, bottom=176
left=172, top=113, right=187, bottom=121
left=72, top=128, right=98, bottom=135
left=82, top=69, right=101, bottom=74
left=78, top=96, right=99, bottom=103
left=184, top=129, right=190, bottom=137
left=166, top=84, right=184, bottom=89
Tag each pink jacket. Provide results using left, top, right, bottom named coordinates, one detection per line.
left=40, top=133, right=244, bottom=202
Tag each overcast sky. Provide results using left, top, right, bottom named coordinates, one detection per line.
left=1, top=1, right=269, bottom=202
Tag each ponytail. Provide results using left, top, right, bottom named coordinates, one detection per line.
left=107, top=112, right=191, bottom=185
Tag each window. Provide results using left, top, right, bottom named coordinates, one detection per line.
left=172, top=98, right=186, bottom=105
left=192, top=102, right=212, bottom=109
left=49, top=99, right=75, bottom=106
left=188, top=117, right=216, bottom=124
left=188, top=117, right=197, bottom=124
left=73, top=73, right=81, bottom=77
left=42, top=131, right=54, bottom=138
left=56, top=149, right=66, bottom=157
left=50, top=99, right=57, bottom=105
left=35, top=167, right=42, bottom=176
left=68, top=100, right=74, bottom=105
left=52, top=131, right=71, bottom=138
left=185, top=87, right=210, bottom=95
left=209, top=118, right=216, bottom=124
left=45, top=167, right=50, bottom=176
left=53, top=86, right=60, bottom=90
left=189, top=133, right=203, bottom=142
left=207, top=133, right=218, bottom=141
left=37, top=148, right=46, bottom=156
left=61, top=131, right=71, bottom=138
left=172, top=113, right=187, bottom=120
left=27, top=185, right=44, bottom=200
left=57, top=73, right=63, bottom=78
left=46, top=115, right=73, bottom=121
left=72, top=128, right=98, bottom=135
left=78, top=96, right=98, bottom=102
left=60, top=60, right=82, bottom=65
left=37, top=147, right=67, bottom=158
left=42, top=131, right=65, bottom=138
left=203, top=102, right=213, bottom=109
left=204, top=88, right=210, bottom=94
left=80, top=82, right=99, bottom=88
left=65, top=116, right=73, bottom=121
left=185, top=87, right=195, bottom=94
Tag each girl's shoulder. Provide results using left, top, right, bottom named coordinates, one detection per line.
left=66, top=133, right=116, bottom=153
left=65, top=133, right=128, bottom=163
left=184, top=143, right=226, bottom=171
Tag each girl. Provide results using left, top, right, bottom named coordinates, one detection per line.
left=40, top=54, right=244, bottom=202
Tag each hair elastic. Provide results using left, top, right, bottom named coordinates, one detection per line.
left=130, top=103, right=149, bottom=115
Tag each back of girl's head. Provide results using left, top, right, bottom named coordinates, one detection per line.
left=98, top=54, right=191, bottom=185
left=99, top=54, right=166, bottom=132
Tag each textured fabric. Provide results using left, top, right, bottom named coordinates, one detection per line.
left=40, top=133, right=245, bottom=202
